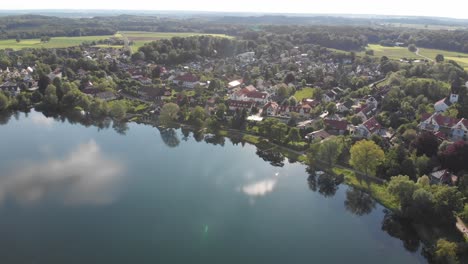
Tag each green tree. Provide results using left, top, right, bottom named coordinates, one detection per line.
left=435, top=239, right=458, bottom=264
left=326, top=102, right=336, bottom=115
left=0, top=92, right=9, bottom=111
left=408, top=44, right=417, bottom=52
left=287, top=127, right=301, bottom=142
left=316, top=137, right=343, bottom=168
left=44, top=84, right=58, bottom=107
left=109, top=101, right=127, bottom=120
left=435, top=54, right=445, bottom=63
left=459, top=204, right=468, bottom=222
left=388, top=175, right=419, bottom=207
left=159, top=103, right=180, bottom=125
left=349, top=140, right=385, bottom=176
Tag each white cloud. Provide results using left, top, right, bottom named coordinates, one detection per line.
left=0, top=140, right=125, bottom=205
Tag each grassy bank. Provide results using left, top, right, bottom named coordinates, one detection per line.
left=0, top=35, right=115, bottom=50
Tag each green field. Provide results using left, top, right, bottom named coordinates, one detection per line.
left=360, top=44, right=468, bottom=70
left=294, top=87, right=316, bottom=101
left=0, top=35, right=115, bottom=50
left=360, top=44, right=420, bottom=60
left=120, top=31, right=233, bottom=52
left=0, top=31, right=232, bottom=51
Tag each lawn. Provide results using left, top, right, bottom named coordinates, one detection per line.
left=417, top=48, right=468, bottom=69
left=120, top=31, right=233, bottom=52
left=0, top=35, right=115, bottom=50
left=294, top=87, right=315, bottom=101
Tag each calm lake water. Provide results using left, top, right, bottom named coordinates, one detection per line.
left=0, top=111, right=426, bottom=264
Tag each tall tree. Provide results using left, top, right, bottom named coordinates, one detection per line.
left=349, top=140, right=385, bottom=176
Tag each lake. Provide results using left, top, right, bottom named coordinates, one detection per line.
left=0, top=111, right=426, bottom=263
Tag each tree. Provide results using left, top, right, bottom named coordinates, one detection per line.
left=326, top=102, right=336, bottom=115
left=408, top=44, right=417, bottom=52
left=435, top=54, right=445, bottom=63
left=411, top=132, right=439, bottom=157
left=434, top=239, right=458, bottom=264
left=44, top=84, right=58, bottom=107
left=388, top=175, right=419, bottom=208
left=15, top=35, right=20, bottom=43
left=0, top=92, right=8, bottom=111
left=316, top=137, right=344, bottom=168
left=439, top=141, right=468, bottom=172
left=349, top=140, right=385, bottom=176
left=159, top=103, right=180, bottom=125
left=287, top=127, right=301, bottom=142
left=109, top=102, right=127, bottom=121
left=288, top=96, right=297, bottom=106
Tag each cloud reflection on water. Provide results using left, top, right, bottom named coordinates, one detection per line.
left=30, top=113, right=54, bottom=127
left=0, top=140, right=125, bottom=206
left=242, top=179, right=278, bottom=197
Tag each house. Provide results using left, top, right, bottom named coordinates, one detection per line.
left=430, top=169, right=457, bottom=185
left=434, top=90, right=459, bottom=113
left=354, top=116, right=382, bottom=138
left=336, top=100, right=354, bottom=113
left=419, top=113, right=460, bottom=137
left=364, top=96, right=378, bottom=109
left=138, top=87, right=165, bottom=101
left=236, top=52, right=255, bottom=63
left=306, top=130, right=331, bottom=141
left=228, top=100, right=255, bottom=112
left=324, top=119, right=348, bottom=135
left=322, top=90, right=337, bottom=103
left=356, top=105, right=376, bottom=122
left=451, top=118, right=468, bottom=141
left=302, top=98, right=320, bottom=108
left=228, top=79, right=243, bottom=89
left=230, top=86, right=268, bottom=104
left=262, top=101, right=279, bottom=116
left=48, top=69, right=62, bottom=80
left=173, top=73, right=200, bottom=89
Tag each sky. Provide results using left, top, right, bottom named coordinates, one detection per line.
left=0, top=0, right=467, bottom=19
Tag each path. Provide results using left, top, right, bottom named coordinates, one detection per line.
left=456, top=217, right=468, bottom=238
left=415, top=48, right=434, bottom=62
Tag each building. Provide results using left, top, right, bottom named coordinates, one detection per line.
left=430, top=169, right=457, bottom=186
left=324, top=119, right=348, bottom=135
left=173, top=73, right=200, bottom=89
left=230, top=86, right=268, bottom=104
left=228, top=100, right=255, bottom=112
left=354, top=116, right=382, bottom=138
left=263, top=101, right=279, bottom=116
left=306, top=130, right=331, bottom=141
left=434, top=87, right=459, bottom=113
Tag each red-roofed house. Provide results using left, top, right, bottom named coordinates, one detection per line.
left=173, top=73, right=200, bottom=89
left=324, top=119, right=348, bottom=135
left=228, top=100, right=255, bottom=112
left=263, top=101, right=279, bottom=116
left=230, top=85, right=269, bottom=104
left=354, top=117, right=382, bottom=138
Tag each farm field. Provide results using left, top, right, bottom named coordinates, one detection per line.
left=120, top=31, right=232, bottom=52
left=0, top=35, right=114, bottom=50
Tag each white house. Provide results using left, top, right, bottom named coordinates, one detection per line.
left=451, top=118, right=468, bottom=141
left=434, top=93, right=459, bottom=113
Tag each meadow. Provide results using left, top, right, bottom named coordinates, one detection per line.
left=120, top=31, right=232, bottom=52
left=0, top=35, right=114, bottom=50
left=361, top=44, right=468, bottom=70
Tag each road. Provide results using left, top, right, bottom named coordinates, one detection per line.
left=456, top=217, right=468, bottom=238
left=415, top=48, right=434, bottom=62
